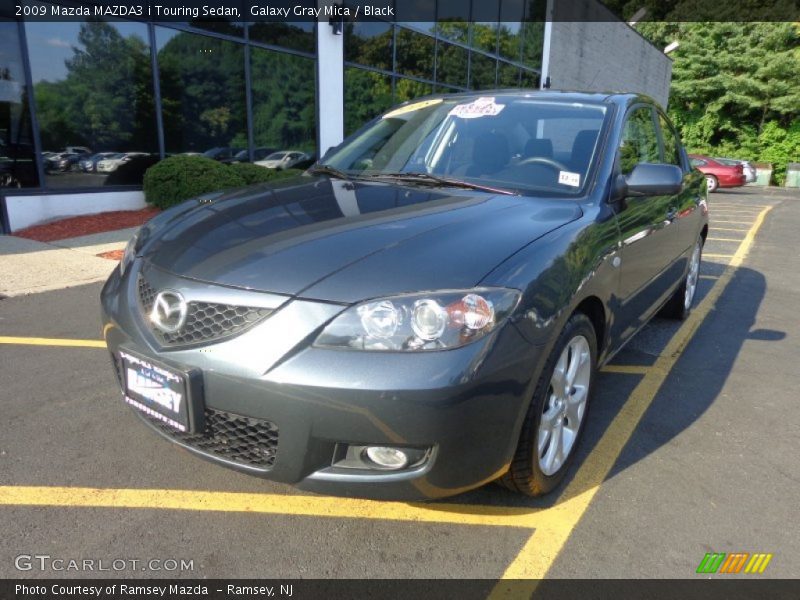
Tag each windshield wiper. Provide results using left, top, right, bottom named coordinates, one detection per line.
left=306, top=164, right=353, bottom=181
left=361, top=172, right=518, bottom=195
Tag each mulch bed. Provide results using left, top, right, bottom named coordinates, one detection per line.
left=97, top=249, right=125, bottom=261
left=15, top=207, right=160, bottom=243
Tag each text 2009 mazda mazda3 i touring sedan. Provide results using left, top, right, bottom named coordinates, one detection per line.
left=101, top=91, right=708, bottom=500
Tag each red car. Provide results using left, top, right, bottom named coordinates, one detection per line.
left=689, top=154, right=746, bottom=192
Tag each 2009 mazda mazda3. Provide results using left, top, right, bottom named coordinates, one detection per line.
left=102, top=91, right=708, bottom=500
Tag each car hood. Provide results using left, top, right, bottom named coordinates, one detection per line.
left=140, top=176, right=582, bottom=303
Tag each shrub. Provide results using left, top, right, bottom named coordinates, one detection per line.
left=143, top=155, right=245, bottom=209
left=227, top=162, right=302, bottom=185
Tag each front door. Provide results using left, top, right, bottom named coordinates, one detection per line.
left=613, top=106, right=683, bottom=342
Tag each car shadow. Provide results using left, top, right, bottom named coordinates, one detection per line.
left=421, top=262, right=774, bottom=512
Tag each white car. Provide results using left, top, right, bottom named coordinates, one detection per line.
left=255, top=150, right=309, bottom=170
left=96, top=152, right=149, bottom=173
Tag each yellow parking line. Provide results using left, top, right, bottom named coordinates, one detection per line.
left=699, top=275, right=719, bottom=280
left=711, top=206, right=767, bottom=209
left=0, top=486, right=543, bottom=530
left=488, top=205, right=772, bottom=596
left=0, top=336, right=106, bottom=348
left=707, top=237, right=745, bottom=242
left=710, top=226, right=748, bottom=232
left=711, top=205, right=764, bottom=209
left=600, top=364, right=649, bottom=375
left=704, top=253, right=735, bottom=259
left=712, top=220, right=754, bottom=225
left=0, top=208, right=774, bottom=590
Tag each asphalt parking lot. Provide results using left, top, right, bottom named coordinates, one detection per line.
left=1, top=188, right=799, bottom=588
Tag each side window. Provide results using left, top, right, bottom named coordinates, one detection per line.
left=618, top=107, right=660, bottom=175
left=690, top=158, right=706, bottom=167
left=658, top=114, right=682, bottom=166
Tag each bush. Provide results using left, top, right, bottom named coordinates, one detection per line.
left=143, top=155, right=246, bottom=209
left=227, top=162, right=302, bottom=185
left=143, top=156, right=306, bottom=209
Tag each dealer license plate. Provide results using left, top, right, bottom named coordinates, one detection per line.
left=120, top=350, right=193, bottom=432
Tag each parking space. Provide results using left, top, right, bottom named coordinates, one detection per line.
left=1, top=188, right=799, bottom=586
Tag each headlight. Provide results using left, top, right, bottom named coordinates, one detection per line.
left=314, top=288, right=520, bottom=351
left=119, top=229, right=140, bottom=276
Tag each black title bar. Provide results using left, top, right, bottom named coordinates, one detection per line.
left=4, top=579, right=800, bottom=600
left=5, top=0, right=800, bottom=22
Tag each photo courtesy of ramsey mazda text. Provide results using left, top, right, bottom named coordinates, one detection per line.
left=102, top=91, right=707, bottom=501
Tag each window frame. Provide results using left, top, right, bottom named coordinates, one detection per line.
left=615, top=103, right=662, bottom=176
left=655, top=109, right=688, bottom=173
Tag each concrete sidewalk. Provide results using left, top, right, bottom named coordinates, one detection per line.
left=0, top=228, right=135, bottom=297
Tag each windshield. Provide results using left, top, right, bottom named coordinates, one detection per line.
left=265, top=152, right=289, bottom=160
left=322, top=95, right=608, bottom=196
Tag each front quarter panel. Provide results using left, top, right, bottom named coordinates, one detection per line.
left=481, top=204, right=621, bottom=359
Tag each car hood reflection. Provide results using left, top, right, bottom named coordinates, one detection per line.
left=142, top=175, right=583, bottom=303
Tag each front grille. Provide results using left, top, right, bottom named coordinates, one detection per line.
left=143, top=408, right=279, bottom=469
left=137, top=275, right=272, bottom=347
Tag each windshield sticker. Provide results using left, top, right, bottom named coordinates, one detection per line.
left=449, top=97, right=505, bottom=119
left=558, top=171, right=581, bottom=187
left=383, top=98, right=443, bottom=119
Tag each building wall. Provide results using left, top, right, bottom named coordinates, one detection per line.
left=5, top=191, right=146, bottom=232
left=546, top=1, right=672, bottom=108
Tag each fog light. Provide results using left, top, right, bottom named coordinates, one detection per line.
left=364, top=446, right=409, bottom=469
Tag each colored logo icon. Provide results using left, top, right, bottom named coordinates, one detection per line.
left=696, top=552, right=773, bottom=574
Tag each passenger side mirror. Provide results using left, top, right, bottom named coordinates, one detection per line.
left=624, top=163, right=683, bottom=196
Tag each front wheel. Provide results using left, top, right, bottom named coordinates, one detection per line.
left=498, top=313, right=597, bottom=496
left=705, top=174, right=719, bottom=193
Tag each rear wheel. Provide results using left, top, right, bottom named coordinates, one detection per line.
left=499, top=313, right=596, bottom=496
left=662, top=238, right=702, bottom=320
left=705, top=174, right=719, bottom=193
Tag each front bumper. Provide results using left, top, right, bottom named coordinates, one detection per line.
left=101, top=261, right=543, bottom=500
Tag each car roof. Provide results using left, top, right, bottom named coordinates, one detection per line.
left=406, top=89, right=658, bottom=109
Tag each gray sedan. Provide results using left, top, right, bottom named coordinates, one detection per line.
left=102, top=91, right=707, bottom=500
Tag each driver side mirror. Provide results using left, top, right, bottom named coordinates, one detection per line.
left=621, top=163, right=683, bottom=197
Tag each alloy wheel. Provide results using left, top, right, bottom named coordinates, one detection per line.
left=684, top=241, right=701, bottom=311
left=538, top=335, right=591, bottom=476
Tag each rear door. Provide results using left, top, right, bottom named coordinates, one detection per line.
left=655, top=110, right=704, bottom=259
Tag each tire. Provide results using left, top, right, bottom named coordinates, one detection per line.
left=705, top=174, right=719, bottom=193
left=661, top=237, right=703, bottom=320
left=498, top=313, right=597, bottom=496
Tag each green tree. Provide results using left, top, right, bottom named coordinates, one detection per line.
left=344, top=68, right=392, bottom=136
left=157, top=32, right=246, bottom=153
left=250, top=48, right=316, bottom=153
left=33, top=21, right=154, bottom=152
left=639, top=22, right=800, bottom=183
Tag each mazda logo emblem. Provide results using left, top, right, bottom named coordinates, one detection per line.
left=150, top=290, right=187, bottom=333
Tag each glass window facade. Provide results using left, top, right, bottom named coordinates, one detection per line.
left=25, top=20, right=157, bottom=188
left=0, top=20, right=37, bottom=189
left=4, top=17, right=317, bottom=193
left=344, top=1, right=543, bottom=137
left=250, top=47, right=317, bottom=157
left=157, top=27, right=247, bottom=155
left=2, top=2, right=544, bottom=200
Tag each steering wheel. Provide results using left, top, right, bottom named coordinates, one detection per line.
left=516, top=156, right=570, bottom=172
